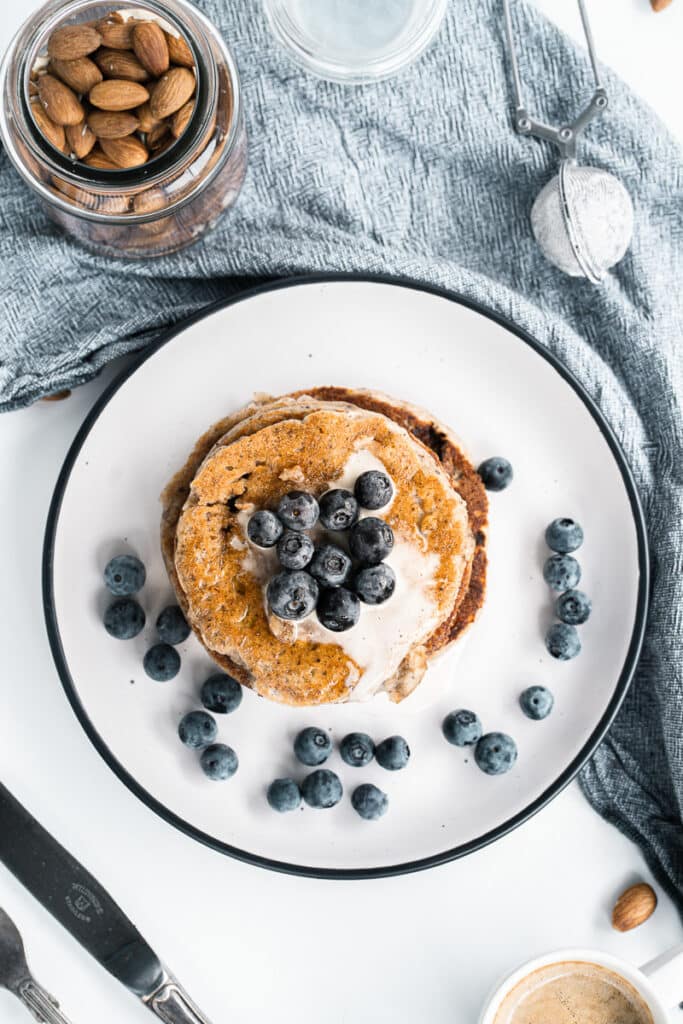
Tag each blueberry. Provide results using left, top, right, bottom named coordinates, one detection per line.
left=267, top=571, right=319, bottom=621
left=354, top=471, right=394, bottom=510
left=354, top=563, right=396, bottom=605
left=247, top=510, right=283, bottom=548
left=276, top=491, right=319, bottom=532
left=200, top=743, right=238, bottom=780
left=178, top=710, right=216, bottom=748
left=442, top=709, right=482, bottom=747
left=375, top=735, right=410, bottom=771
left=349, top=517, right=394, bottom=565
left=294, top=726, right=332, bottom=766
left=555, top=589, right=592, bottom=626
left=545, top=622, right=581, bottom=660
left=267, top=778, right=302, bottom=812
left=543, top=554, right=581, bottom=591
left=475, top=732, right=518, bottom=775
left=104, top=598, right=145, bottom=639
left=545, top=517, right=584, bottom=554
left=277, top=530, right=314, bottom=570
left=316, top=587, right=360, bottom=632
left=104, top=554, right=146, bottom=596
left=156, top=605, right=190, bottom=645
left=319, top=489, right=359, bottom=531
left=477, top=457, right=513, bottom=492
left=143, top=643, right=180, bottom=681
left=301, top=769, right=343, bottom=809
left=340, top=732, right=375, bottom=767
left=201, top=673, right=243, bottom=714
left=351, top=784, right=388, bottom=821
left=309, top=544, right=352, bottom=588
left=519, top=685, right=554, bottom=720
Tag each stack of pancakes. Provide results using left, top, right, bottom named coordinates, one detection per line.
left=161, top=388, right=488, bottom=706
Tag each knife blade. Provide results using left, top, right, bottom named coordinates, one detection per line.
left=0, top=782, right=214, bottom=1024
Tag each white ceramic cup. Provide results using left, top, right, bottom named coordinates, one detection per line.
left=479, top=945, right=683, bottom=1023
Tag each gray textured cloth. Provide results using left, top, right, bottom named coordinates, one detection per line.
left=2, top=1, right=682, bottom=902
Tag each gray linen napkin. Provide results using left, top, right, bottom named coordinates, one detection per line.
left=1, top=1, right=682, bottom=904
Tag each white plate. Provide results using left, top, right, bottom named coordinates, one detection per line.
left=43, top=277, right=648, bottom=878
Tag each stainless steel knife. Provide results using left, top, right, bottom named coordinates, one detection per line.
left=0, top=782, right=214, bottom=1024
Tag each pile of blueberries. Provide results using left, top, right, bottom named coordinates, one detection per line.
left=177, top=673, right=243, bottom=780
left=102, top=554, right=190, bottom=681
left=267, top=728, right=411, bottom=820
left=247, top=470, right=397, bottom=632
left=542, top=518, right=592, bottom=661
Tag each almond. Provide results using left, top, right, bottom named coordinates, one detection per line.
left=133, top=187, right=166, bottom=214
left=147, top=120, right=171, bottom=150
left=149, top=66, right=195, bottom=119
left=171, top=99, right=194, bottom=138
left=93, top=48, right=149, bottom=82
left=164, top=31, right=194, bottom=68
left=612, top=883, right=657, bottom=932
left=83, top=146, right=120, bottom=169
left=89, top=79, right=149, bottom=111
left=38, top=74, right=84, bottom=126
left=42, top=390, right=72, bottom=401
left=50, top=56, right=102, bottom=93
left=30, top=99, right=66, bottom=151
left=87, top=109, right=140, bottom=139
left=100, top=135, right=149, bottom=168
left=95, top=17, right=135, bottom=49
left=66, top=119, right=96, bottom=158
left=133, top=21, right=169, bottom=77
left=28, top=80, right=39, bottom=98
left=651, top=0, right=673, bottom=9
left=47, top=24, right=101, bottom=61
left=136, top=101, right=160, bottom=133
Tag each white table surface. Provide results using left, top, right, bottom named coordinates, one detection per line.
left=1, top=2, right=682, bottom=1023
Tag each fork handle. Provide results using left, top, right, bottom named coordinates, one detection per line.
left=16, top=978, right=74, bottom=1024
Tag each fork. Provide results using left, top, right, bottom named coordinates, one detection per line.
left=0, top=906, right=73, bottom=1023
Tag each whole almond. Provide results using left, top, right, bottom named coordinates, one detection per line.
left=101, top=135, right=149, bottom=168
left=651, top=0, right=673, bottom=9
left=150, top=66, right=195, bottom=119
left=96, top=17, right=135, bottom=49
left=93, top=48, right=149, bottom=82
left=612, top=883, right=657, bottom=932
left=83, top=146, right=119, bottom=169
left=133, top=21, right=169, bottom=77
left=133, top=187, right=166, bottom=214
left=136, top=101, right=160, bottom=133
left=147, top=120, right=171, bottom=150
left=48, top=24, right=101, bottom=61
left=38, top=74, right=84, bottom=126
left=30, top=100, right=66, bottom=151
left=89, top=79, right=149, bottom=111
left=164, top=31, right=194, bottom=68
left=171, top=99, right=194, bottom=138
left=87, top=109, right=140, bottom=139
left=66, top=119, right=96, bottom=158
left=42, top=390, right=72, bottom=401
left=50, top=56, right=102, bottom=93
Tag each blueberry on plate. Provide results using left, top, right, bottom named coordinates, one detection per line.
left=545, top=622, right=581, bottom=660
left=276, top=491, right=319, bottom=531
left=294, top=726, right=332, bottom=766
left=354, top=563, right=396, bottom=605
left=340, top=732, right=375, bottom=767
left=519, top=685, right=554, bottom=720
left=543, top=554, right=581, bottom=592
left=319, top=489, right=359, bottom=531
left=277, top=530, right=314, bottom=570
left=375, top=735, right=410, bottom=771
left=267, top=777, right=302, bottom=812
left=156, top=605, right=190, bottom=645
left=555, top=589, right=592, bottom=626
left=104, top=598, right=145, bottom=640
left=201, top=673, right=243, bottom=714
left=545, top=517, right=584, bottom=554
left=354, top=471, right=394, bottom=510
left=475, top=732, right=517, bottom=775
left=351, top=784, right=388, bottom=821
left=143, top=643, right=180, bottom=681
left=104, top=554, right=146, bottom=597
left=178, top=710, right=216, bottom=749
left=309, top=544, right=352, bottom=588
left=267, top=570, right=319, bottom=621
left=477, top=457, right=513, bottom=492
left=349, top=517, right=394, bottom=565
left=442, top=709, right=482, bottom=747
left=316, top=587, right=360, bottom=632
left=301, top=769, right=343, bottom=809
left=200, top=743, right=238, bottom=780
left=247, top=510, right=283, bottom=548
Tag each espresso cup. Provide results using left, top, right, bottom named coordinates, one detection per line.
left=479, top=945, right=683, bottom=1024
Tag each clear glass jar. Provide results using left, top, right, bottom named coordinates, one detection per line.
left=0, top=0, right=247, bottom=257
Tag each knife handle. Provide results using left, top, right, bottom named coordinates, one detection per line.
left=0, top=782, right=163, bottom=996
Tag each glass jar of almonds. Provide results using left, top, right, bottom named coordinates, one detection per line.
left=0, top=0, right=247, bottom=257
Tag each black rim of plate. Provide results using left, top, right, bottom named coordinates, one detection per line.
left=42, top=273, right=650, bottom=880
